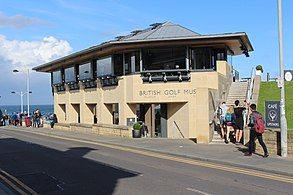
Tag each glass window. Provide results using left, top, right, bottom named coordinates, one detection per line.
left=124, top=53, right=131, bottom=75
left=96, top=57, right=112, bottom=76
left=134, top=51, right=140, bottom=72
left=142, top=47, right=185, bottom=70
left=114, top=54, right=123, bottom=76
left=65, top=67, right=76, bottom=82
left=124, top=51, right=141, bottom=74
left=113, top=103, right=119, bottom=125
left=215, top=49, right=227, bottom=61
left=79, top=62, right=92, bottom=80
left=52, top=70, right=62, bottom=84
left=190, top=48, right=213, bottom=70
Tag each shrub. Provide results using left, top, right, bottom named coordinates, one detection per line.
left=256, top=65, right=263, bottom=73
left=133, top=122, right=141, bottom=130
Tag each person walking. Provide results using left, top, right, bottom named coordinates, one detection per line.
left=141, top=122, right=149, bottom=138
left=234, top=100, right=246, bottom=144
left=50, top=114, right=58, bottom=128
left=224, top=105, right=236, bottom=144
left=245, top=104, right=269, bottom=158
left=218, top=102, right=228, bottom=139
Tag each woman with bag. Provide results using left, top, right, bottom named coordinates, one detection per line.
left=224, top=106, right=236, bottom=144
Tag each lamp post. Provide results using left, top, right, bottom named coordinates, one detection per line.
left=13, top=69, right=31, bottom=117
left=277, top=0, right=288, bottom=157
left=11, top=91, right=32, bottom=114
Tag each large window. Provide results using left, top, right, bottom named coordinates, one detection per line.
left=79, top=62, right=92, bottom=80
left=124, top=51, right=140, bottom=74
left=190, top=48, right=213, bottom=70
left=113, top=54, right=123, bottom=76
left=190, top=48, right=227, bottom=70
left=96, top=57, right=112, bottom=76
left=65, top=67, right=76, bottom=82
left=52, top=70, right=62, bottom=84
left=142, top=47, right=186, bottom=70
left=112, top=103, right=119, bottom=125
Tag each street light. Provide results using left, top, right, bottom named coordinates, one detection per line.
left=11, top=91, right=32, bottom=113
left=277, top=0, right=288, bottom=157
left=13, top=68, right=31, bottom=116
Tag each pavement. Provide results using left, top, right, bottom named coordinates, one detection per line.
left=2, top=125, right=293, bottom=177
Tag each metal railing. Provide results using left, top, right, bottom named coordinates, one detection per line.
left=246, top=67, right=255, bottom=103
left=141, top=69, right=190, bottom=83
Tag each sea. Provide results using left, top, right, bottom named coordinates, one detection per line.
left=0, top=105, right=54, bottom=116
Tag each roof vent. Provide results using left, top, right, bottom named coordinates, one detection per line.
left=115, top=36, right=125, bottom=40
left=131, top=30, right=142, bottom=35
left=150, top=22, right=163, bottom=29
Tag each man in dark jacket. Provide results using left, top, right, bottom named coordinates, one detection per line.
left=245, top=104, right=269, bottom=158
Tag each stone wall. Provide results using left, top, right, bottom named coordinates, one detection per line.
left=255, top=130, right=293, bottom=156
left=44, top=122, right=132, bottom=138
left=93, top=123, right=132, bottom=138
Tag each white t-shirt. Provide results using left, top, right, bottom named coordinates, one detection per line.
left=220, top=104, right=228, bottom=117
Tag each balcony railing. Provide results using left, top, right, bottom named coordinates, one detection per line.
left=141, top=69, right=190, bottom=83
left=98, top=75, right=118, bottom=87
left=66, top=81, right=80, bottom=90
left=80, top=79, right=97, bottom=89
left=52, top=83, right=65, bottom=92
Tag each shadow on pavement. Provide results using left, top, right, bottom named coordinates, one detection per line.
left=0, top=138, right=139, bottom=194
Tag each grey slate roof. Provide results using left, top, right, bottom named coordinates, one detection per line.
left=33, top=21, right=253, bottom=72
left=118, top=21, right=200, bottom=41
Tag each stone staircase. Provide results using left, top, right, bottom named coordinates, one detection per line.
left=211, top=81, right=249, bottom=144
left=210, top=129, right=224, bottom=144
left=226, top=81, right=249, bottom=106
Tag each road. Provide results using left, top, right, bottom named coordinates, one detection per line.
left=0, top=128, right=292, bottom=195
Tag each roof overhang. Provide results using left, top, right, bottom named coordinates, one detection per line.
left=33, top=32, right=253, bottom=73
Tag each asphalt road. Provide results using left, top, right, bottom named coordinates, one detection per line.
left=0, top=128, right=292, bottom=195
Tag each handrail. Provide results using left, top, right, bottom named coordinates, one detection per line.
left=173, top=121, right=185, bottom=138
left=209, top=91, right=217, bottom=111
left=246, top=67, right=255, bottom=103
left=244, top=66, right=255, bottom=127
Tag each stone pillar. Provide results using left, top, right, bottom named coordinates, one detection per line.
left=119, top=103, right=136, bottom=126
left=194, top=88, right=210, bottom=143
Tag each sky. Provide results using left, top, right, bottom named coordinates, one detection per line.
left=0, top=0, right=292, bottom=105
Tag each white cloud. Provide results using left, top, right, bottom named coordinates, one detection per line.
left=0, top=35, right=72, bottom=68
left=0, top=12, right=47, bottom=28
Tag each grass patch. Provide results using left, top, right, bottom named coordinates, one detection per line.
left=258, top=81, right=293, bottom=129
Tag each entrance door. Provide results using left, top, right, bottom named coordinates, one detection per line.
left=154, top=104, right=167, bottom=138
left=137, top=103, right=167, bottom=138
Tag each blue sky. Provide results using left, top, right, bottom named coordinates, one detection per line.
left=0, top=0, right=292, bottom=105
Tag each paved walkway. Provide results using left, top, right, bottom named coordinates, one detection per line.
left=2, top=126, right=293, bottom=176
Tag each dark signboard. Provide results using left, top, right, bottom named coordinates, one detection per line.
left=265, top=101, right=280, bottom=128
left=284, top=70, right=293, bottom=81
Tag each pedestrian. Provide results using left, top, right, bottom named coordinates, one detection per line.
left=50, top=114, right=58, bottom=128
left=11, top=112, right=17, bottom=126
left=141, top=122, right=148, bottom=137
left=218, top=102, right=228, bottom=139
left=4, top=114, right=9, bottom=126
left=224, top=105, right=236, bottom=144
left=0, top=109, right=3, bottom=126
left=32, top=111, right=37, bottom=128
left=35, top=109, right=41, bottom=127
left=19, top=112, right=23, bottom=126
left=245, top=104, right=269, bottom=158
left=234, top=100, right=246, bottom=144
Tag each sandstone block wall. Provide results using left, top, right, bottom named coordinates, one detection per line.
left=255, top=130, right=293, bottom=156
left=44, top=122, right=132, bottom=138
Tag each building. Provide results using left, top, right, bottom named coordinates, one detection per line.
left=33, top=22, right=253, bottom=143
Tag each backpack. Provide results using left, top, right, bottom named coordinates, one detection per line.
left=225, top=113, right=233, bottom=122
left=253, top=112, right=265, bottom=134
left=217, top=107, right=222, bottom=116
